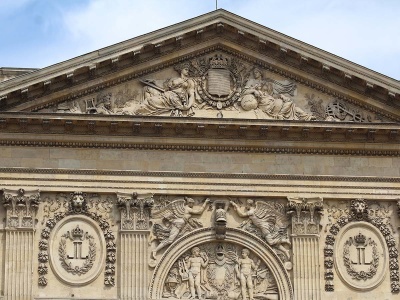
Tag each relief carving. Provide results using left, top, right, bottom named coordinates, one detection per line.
left=286, top=197, right=323, bottom=235
left=44, top=53, right=364, bottom=122
left=2, top=188, right=39, bottom=229
left=162, top=243, right=279, bottom=300
left=324, top=199, right=399, bottom=293
left=150, top=197, right=210, bottom=261
left=305, top=94, right=383, bottom=122
left=240, top=68, right=314, bottom=121
left=214, top=201, right=229, bottom=240
left=59, top=225, right=96, bottom=275
left=38, top=192, right=116, bottom=287
left=343, top=232, right=379, bottom=281
left=117, top=192, right=154, bottom=230
left=230, top=199, right=291, bottom=260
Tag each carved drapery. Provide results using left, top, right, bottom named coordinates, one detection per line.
left=38, top=51, right=386, bottom=123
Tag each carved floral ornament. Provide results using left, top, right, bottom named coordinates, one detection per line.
left=41, top=53, right=384, bottom=123
left=117, top=192, right=154, bottom=230
left=38, top=192, right=116, bottom=287
left=2, top=188, right=39, bottom=229
left=324, top=199, right=399, bottom=293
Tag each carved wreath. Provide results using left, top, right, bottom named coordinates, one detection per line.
left=58, top=235, right=96, bottom=275
left=343, top=238, right=379, bottom=281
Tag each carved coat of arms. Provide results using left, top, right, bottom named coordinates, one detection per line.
left=59, top=225, right=96, bottom=275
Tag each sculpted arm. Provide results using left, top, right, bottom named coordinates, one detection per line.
left=230, top=201, right=250, bottom=218
left=188, top=198, right=210, bottom=215
left=201, top=252, right=209, bottom=268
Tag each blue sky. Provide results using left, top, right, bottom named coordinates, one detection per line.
left=1, top=0, right=399, bottom=80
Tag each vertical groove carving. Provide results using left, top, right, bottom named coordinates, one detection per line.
left=293, top=236, right=320, bottom=300
left=120, top=232, right=149, bottom=300
left=4, top=230, right=34, bottom=300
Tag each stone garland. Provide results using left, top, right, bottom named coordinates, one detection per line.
left=324, top=199, right=399, bottom=293
left=37, top=204, right=116, bottom=287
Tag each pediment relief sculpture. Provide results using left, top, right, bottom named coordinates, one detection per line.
left=37, top=53, right=387, bottom=122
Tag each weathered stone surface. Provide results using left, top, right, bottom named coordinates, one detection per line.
left=0, top=9, right=399, bottom=300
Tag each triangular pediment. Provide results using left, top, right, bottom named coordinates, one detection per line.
left=0, top=9, right=399, bottom=123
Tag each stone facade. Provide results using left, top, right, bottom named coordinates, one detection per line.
left=0, top=9, right=399, bottom=300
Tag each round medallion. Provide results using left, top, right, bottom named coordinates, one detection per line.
left=334, top=222, right=387, bottom=291
left=49, top=215, right=106, bottom=286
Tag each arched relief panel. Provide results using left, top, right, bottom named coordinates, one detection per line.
left=149, top=227, right=293, bottom=300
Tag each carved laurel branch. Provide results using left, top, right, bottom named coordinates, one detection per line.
left=58, top=236, right=96, bottom=276
left=343, top=238, right=379, bottom=281
left=324, top=200, right=399, bottom=293
left=38, top=206, right=115, bottom=287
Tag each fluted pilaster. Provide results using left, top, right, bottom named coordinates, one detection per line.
left=288, top=197, right=323, bottom=300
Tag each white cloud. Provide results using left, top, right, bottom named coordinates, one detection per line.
left=61, top=0, right=212, bottom=55
left=1, top=0, right=399, bottom=79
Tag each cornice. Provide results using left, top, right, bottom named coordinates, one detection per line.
left=0, top=113, right=399, bottom=156
left=0, top=10, right=399, bottom=115
left=1, top=169, right=400, bottom=199
left=1, top=167, right=400, bottom=183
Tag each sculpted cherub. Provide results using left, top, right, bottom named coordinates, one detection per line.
left=150, top=197, right=210, bottom=259
left=230, top=199, right=291, bottom=258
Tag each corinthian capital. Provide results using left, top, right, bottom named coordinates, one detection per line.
left=2, top=188, right=40, bottom=229
left=287, top=197, right=323, bottom=235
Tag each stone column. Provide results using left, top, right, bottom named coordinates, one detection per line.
left=287, top=197, right=323, bottom=300
left=2, top=188, right=39, bottom=300
left=117, top=193, right=153, bottom=300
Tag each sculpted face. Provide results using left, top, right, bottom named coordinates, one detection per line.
left=353, top=201, right=366, bottom=214
left=187, top=198, right=195, bottom=208
left=246, top=199, right=254, bottom=210
left=253, top=69, right=262, bottom=79
left=192, top=247, right=200, bottom=256
left=181, top=68, right=189, bottom=76
left=72, top=194, right=84, bottom=209
left=242, top=249, right=249, bottom=258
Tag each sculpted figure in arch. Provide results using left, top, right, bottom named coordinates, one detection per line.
left=128, top=63, right=200, bottom=117
left=230, top=199, right=291, bottom=259
left=240, top=68, right=315, bottom=121
left=151, top=197, right=210, bottom=259
left=235, top=248, right=259, bottom=300
left=186, top=246, right=209, bottom=299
